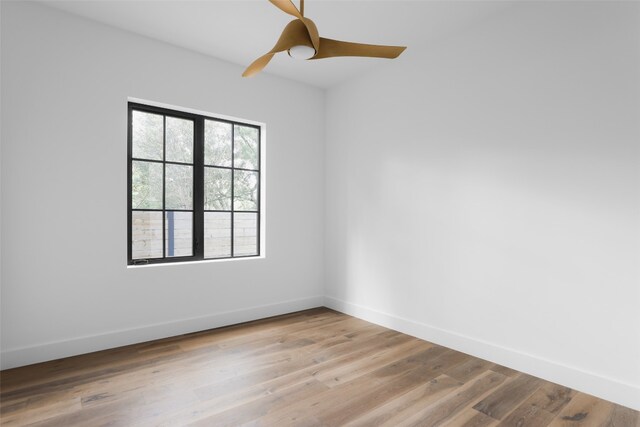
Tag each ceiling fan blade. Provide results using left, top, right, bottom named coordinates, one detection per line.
left=268, top=0, right=303, bottom=19
left=271, top=19, right=314, bottom=53
left=312, top=38, right=406, bottom=60
left=242, top=52, right=277, bottom=77
left=242, top=20, right=312, bottom=77
left=301, top=17, right=320, bottom=52
left=267, top=1, right=319, bottom=52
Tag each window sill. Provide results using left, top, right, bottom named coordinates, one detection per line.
left=126, top=255, right=265, bottom=269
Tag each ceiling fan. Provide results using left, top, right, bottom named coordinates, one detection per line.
left=242, top=0, right=407, bottom=77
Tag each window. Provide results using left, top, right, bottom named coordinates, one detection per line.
left=128, top=102, right=261, bottom=265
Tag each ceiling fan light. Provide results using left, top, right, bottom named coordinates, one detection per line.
left=287, top=45, right=316, bottom=60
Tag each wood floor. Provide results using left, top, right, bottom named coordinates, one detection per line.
left=1, top=308, right=638, bottom=426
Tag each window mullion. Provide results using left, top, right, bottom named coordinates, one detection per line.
left=230, top=124, right=235, bottom=257
left=127, top=106, right=133, bottom=263
left=162, top=115, right=167, bottom=259
left=194, top=117, right=205, bottom=260
left=257, top=126, right=261, bottom=257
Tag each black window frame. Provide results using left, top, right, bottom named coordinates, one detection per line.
left=127, top=102, right=261, bottom=265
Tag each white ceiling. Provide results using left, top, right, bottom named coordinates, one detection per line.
left=40, top=0, right=512, bottom=88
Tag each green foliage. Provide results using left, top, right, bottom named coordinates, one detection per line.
left=205, top=120, right=232, bottom=167
left=234, top=170, right=258, bottom=211
left=205, top=167, right=231, bottom=210
left=132, top=111, right=163, bottom=160
left=131, top=112, right=195, bottom=210
left=166, top=117, right=194, bottom=163
left=165, top=164, right=193, bottom=210
left=132, top=161, right=162, bottom=209
left=132, top=117, right=259, bottom=213
left=234, top=125, right=259, bottom=170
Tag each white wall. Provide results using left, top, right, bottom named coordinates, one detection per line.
left=325, top=2, right=640, bottom=410
left=0, top=1, right=325, bottom=368
left=2, top=0, right=639, bottom=412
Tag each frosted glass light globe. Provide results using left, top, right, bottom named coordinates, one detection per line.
left=288, top=45, right=316, bottom=60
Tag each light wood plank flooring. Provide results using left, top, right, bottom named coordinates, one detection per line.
left=1, top=308, right=638, bottom=426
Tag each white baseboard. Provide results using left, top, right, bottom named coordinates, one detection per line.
left=3, top=295, right=638, bottom=411
left=324, top=296, right=640, bottom=411
left=0, top=296, right=324, bottom=370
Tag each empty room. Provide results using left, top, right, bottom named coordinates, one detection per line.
left=1, top=0, right=639, bottom=425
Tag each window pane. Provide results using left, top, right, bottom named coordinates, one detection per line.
left=132, top=111, right=163, bottom=161
left=204, top=212, right=231, bottom=258
left=165, top=164, right=193, bottom=210
left=165, top=211, right=192, bottom=257
left=204, top=167, right=231, bottom=211
left=234, top=125, right=259, bottom=170
left=205, top=120, right=232, bottom=167
left=234, top=170, right=258, bottom=211
left=234, top=213, right=258, bottom=256
left=166, top=117, right=194, bottom=164
left=132, top=160, right=163, bottom=209
left=132, top=211, right=163, bottom=259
